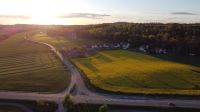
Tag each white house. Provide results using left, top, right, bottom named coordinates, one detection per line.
left=122, top=43, right=130, bottom=49
left=139, top=46, right=146, bottom=52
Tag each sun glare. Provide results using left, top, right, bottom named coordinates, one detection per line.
left=27, top=17, right=56, bottom=25
left=24, top=0, right=63, bottom=25
left=0, top=0, right=97, bottom=25
left=24, top=0, right=92, bottom=25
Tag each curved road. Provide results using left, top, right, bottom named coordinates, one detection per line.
left=0, top=36, right=200, bottom=112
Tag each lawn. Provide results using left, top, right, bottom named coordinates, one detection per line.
left=72, top=50, right=200, bottom=95
left=0, top=32, right=70, bottom=92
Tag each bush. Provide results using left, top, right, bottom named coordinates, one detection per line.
left=35, top=100, right=57, bottom=112
left=99, top=104, right=108, bottom=112
left=63, top=94, right=77, bottom=112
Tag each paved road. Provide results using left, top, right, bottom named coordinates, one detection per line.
left=0, top=36, right=200, bottom=112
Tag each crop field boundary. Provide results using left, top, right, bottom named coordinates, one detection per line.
left=71, top=50, right=200, bottom=96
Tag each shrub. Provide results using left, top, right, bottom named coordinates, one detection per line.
left=35, top=100, right=57, bottom=112
left=98, top=104, right=108, bottom=112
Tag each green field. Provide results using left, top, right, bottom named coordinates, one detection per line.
left=32, top=32, right=99, bottom=51
left=0, top=106, right=24, bottom=112
left=72, top=50, right=200, bottom=95
left=0, top=32, right=69, bottom=92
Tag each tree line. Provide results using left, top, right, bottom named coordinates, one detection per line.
left=45, top=23, right=200, bottom=55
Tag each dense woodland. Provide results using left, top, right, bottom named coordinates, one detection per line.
left=46, top=23, right=200, bottom=55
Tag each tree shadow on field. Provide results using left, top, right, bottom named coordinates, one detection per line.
left=103, top=75, right=146, bottom=88
left=145, top=70, right=200, bottom=90
left=191, top=69, right=200, bottom=74
left=95, top=53, right=113, bottom=63
left=79, top=59, right=99, bottom=72
left=152, top=54, right=200, bottom=67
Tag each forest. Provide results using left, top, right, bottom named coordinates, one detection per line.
left=46, top=23, right=200, bottom=55
left=1, top=23, right=199, bottom=55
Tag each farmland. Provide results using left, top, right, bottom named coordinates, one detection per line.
left=0, top=32, right=69, bottom=92
left=72, top=50, right=200, bottom=95
left=32, top=32, right=98, bottom=51
left=0, top=106, right=24, bottom=112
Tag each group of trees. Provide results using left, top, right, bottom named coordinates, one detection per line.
left=35, top=100, right=57, bottom=112
left=45, top=23, right=200, bottom=55
left=1, top=23, right=199, bottom=55
left=63, top=95, right=108, bottom=112
left=2, top=23, right=198, bottom=55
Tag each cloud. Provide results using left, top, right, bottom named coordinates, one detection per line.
left=171, top=12, right=197, bottom=15
left=0, top=15, right=31, bottom=19
left=58, top=13, right=110, bottom=19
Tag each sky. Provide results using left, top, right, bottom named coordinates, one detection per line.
left=0, top=0, right=200, bottom=25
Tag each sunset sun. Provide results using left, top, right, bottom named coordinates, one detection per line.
left=25, top=1, right=65, bottom=24
left=0, top=0, right=92, bottom=25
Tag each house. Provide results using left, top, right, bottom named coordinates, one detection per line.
left=114, top=44, right=120, bottom=48
left=103, top=44, right=109, bottom=49
left=149, top=47, right=167, bottom=54
left=139, top=46, right=146, bottom=52
left=91, top=45, right=98, bottom=49
left=122, top=43, right=130, bottom=49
